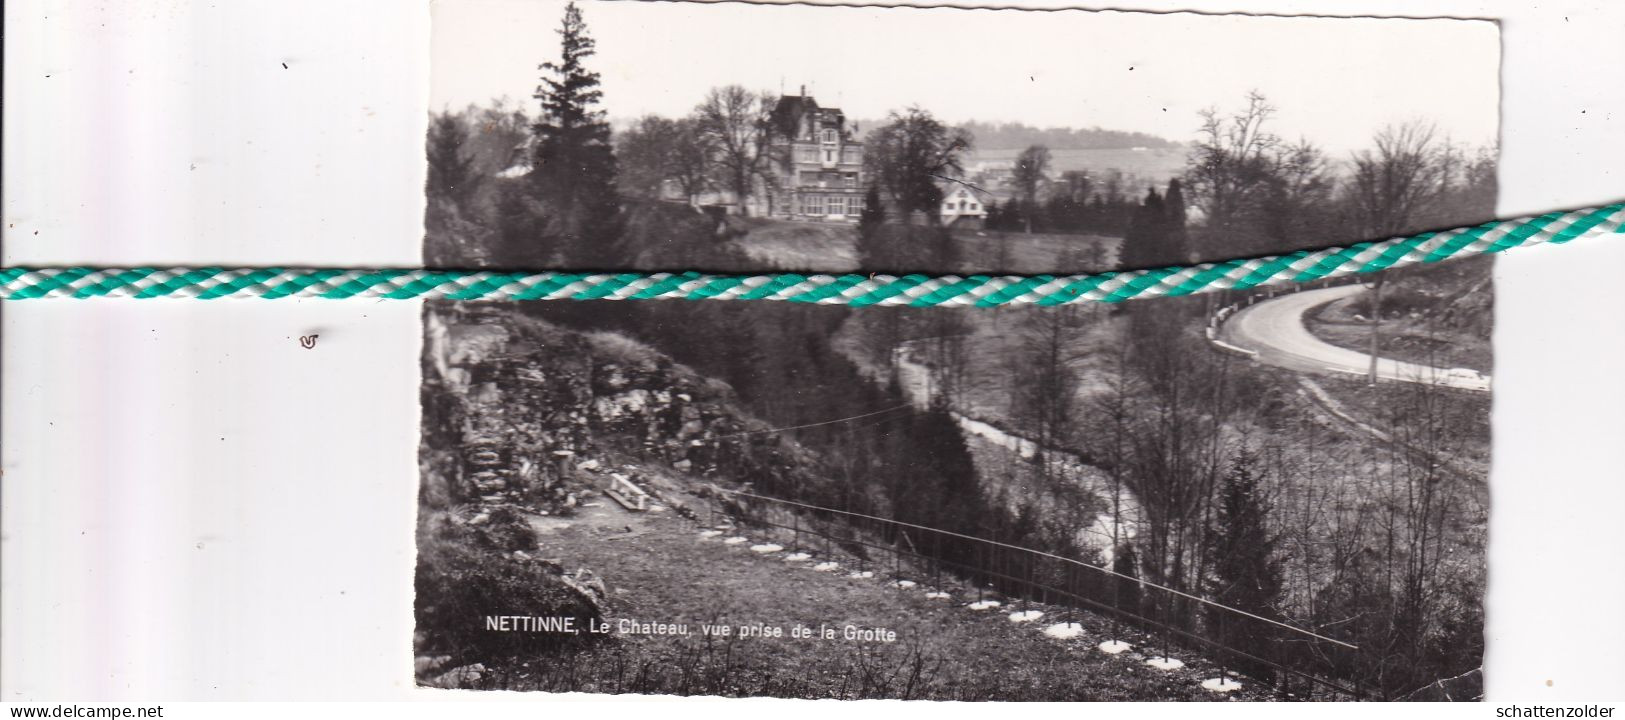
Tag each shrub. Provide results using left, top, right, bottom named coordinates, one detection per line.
left=415, top=518, right=603, bottom=665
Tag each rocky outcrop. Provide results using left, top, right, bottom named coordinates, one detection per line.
left=423, top=304, right=823, bottom=513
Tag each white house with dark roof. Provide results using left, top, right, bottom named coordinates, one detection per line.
left=937, top=180, right=992, bottom=228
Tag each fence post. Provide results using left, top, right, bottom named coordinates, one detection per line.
left=933, top=532, right=941, bottom=588
left=1039, top=555, right=1048, bottom=606
left=1163, top=595, right=1173, bottom=662
left=897, top=539, right=910, bottom=585
left=968, top=539, right=981, bottom=604
left=1024, top=552, right=1035, bottom=610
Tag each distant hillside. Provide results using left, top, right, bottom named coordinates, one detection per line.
left=954, top=121, right=1181, bottom=151
left=967, top=147, right=1190, bottom=184
left=848, top=120, right=1179, bottom=151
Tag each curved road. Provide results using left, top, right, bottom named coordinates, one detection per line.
left=1220, top=285, right=1490, bottom=392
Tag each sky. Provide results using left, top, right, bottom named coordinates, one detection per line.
left=429, top=0, right=1500, bottom=155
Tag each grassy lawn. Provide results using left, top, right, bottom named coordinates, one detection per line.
left=719, top=217, right=1123, bottom=277
left=726, top=218, right=861, bottom=272
left=479, top=488, right=1269, bottom=700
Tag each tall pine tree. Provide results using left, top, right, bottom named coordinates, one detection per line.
left=1206, top=451, right=1284, bottom=669
left=888, top=403, right=984, bottom=568
left=425, top=113, right=486, bottom=267
left=427, top=113, right=481, bottom=206
left=1162, top=178, right=1190, bottom=264
left=531, top=2, right=620, bottom=267
left=1120, top=187, right=1167, bottom=270
left=1117, top=182, right=1192, bottom=269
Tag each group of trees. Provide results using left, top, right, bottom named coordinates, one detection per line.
left=901, top=294, right=1296, bottom=684
left=984, top=168, right=1152, bottom=237
left=1183, top=91, right=1496, bottom=262
left=892, top=100, right=1496, bottom=685
left=616, top=86, right=794, bottom=215
left=953, top=282, right=1483, bottom=696
left=429, top=3, right=995, bottom=268
left=623, top=98, right=980, bottom=230
left=616, top=115, right=712, bottom=203
left=428, top=3, right=996, bottom=268
left=981, top=91, right=1494, bottom=274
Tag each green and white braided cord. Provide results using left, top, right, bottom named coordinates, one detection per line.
left=2, top=203, right=1619, bottom=305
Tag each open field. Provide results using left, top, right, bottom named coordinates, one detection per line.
left=724, top=217, right=1122, bottom=275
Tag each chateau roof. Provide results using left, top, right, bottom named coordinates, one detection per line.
left=769, top=92, right=849, bottom=139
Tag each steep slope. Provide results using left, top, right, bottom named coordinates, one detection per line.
left=416, top=302, right=1275, bottom=700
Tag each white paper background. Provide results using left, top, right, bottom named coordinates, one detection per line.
left=3, top=0, right=1622, bottom=704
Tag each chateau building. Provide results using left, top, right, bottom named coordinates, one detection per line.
left=759, top=90, right=866, bottom=222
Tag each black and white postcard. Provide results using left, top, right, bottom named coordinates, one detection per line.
left=414, top=0, right=1499, bottom=701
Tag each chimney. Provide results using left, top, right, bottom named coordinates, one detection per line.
left=800, top=84, right=806, bottom=98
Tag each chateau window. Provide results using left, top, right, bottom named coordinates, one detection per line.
left=970, top=203, right=980, bottom=211
left=829, top=196, right=847, bottom=216
left=798, top=147, right=818, bottom=163
left=822, top=129, right=837, bottom=143
left=805, top=195, right=826, bottom=216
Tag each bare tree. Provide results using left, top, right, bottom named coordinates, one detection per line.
left=1350, top=121, right=1459, bottom=238
left=1184, top=91, right=1282, bottom=255
left=1348, top=120, right=1457, bottom=383
left=694, top=86, right=775, bottom=216
left=1010, top=304, right=1090, bottom=481
left=617, top=115, right=683, bottom=199
left=864, top=107, right=973, bottom=224
left=667, top=118, right=717, bottom=206
left=1090, top=338, right=1143, bottom=559
left=617, top=115, right=716, bottom=203
left=1261, top=138, right=1339, bottom=250
left=1115, top=299, right=1242, bottom=618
